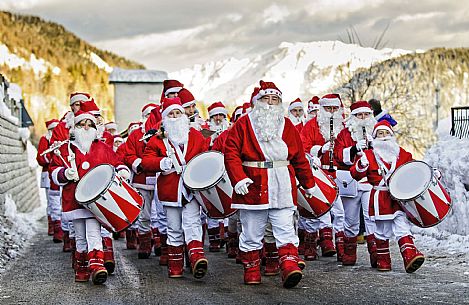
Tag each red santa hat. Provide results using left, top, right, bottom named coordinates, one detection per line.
left=178, top=88, right=196, bottom=108
left=350, top=100, right=373, bottom=115
left=45, top=119, right=59, bottom=130
left=74, top=110, right=97, bottom=125
left=105, top=121, right=117, bottom=131
left=163, top=79, right=184, bottom=97
left=161, top=97, right=184, bottom=118
left=231, top=106, right=243, bottom=123
left=307, top=96, right=320, bottom=113
left=372, top=120, right=394, bottom=138
left=127, top=122, right=141, bottom=135
left=208, top=101, right=228, bottom=117
left=250, top=87, right=260, bottom=105
left=253, top=80, right=282, bottom=102
left=113, top=134, right=124, bottom=143
left=242, top=102, right=252, bottom=114
left=319, top=93, right=342, bottom=107
left=69, top=92, right=92, bottom=105
left=288, top=98, right=303, bottom=112
left=80, top=99, right=101, bottom=116
left=141, top=103, right=158, bottom=118
left=145, top=106, right=162, bottom=132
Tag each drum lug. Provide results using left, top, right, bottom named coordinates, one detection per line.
left=100, top=194, right=107, bottom=201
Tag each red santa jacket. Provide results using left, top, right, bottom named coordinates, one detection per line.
left=49, top=140, right=128, bottom=220
left=100, top=130, right=114, bottom=147
left=50, top=121, right=70, bottom=144
left=211, top=129, right=229, bottom=153
left=334, top=127, right=365, bottom=171
left=124, top=128, right=157, bottom=190
left=350, top=147, right=412, bottom=220
left=36, top=135, right=51, bottom=173
left=224, top=114, right=315, bottom=209
left=294, top=121, right=304, bottom=134
left=115, top=142, right=126, bottom=162
left=141, top=128, right=207, bottom=207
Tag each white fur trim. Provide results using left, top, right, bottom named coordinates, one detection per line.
left=231, top=203, right=270, bottom=210
left=351, top=107, right=373, bottom=115
left=74, top=113, right=97, bottom=125
left=355, top=162, right=368, bottom=173
left=234, top=108, right=243, bottom=118
left=162, top=104, right=184, bottom=118
left=105, top=122, right=117, bottom=130
left=372, top=125, right=394, bottom=137
left=142, top=106, right=157, bottom=118
left=288, top=101, right=303, bottom=112
left=47, top=122, right=59, bottom=130
left=132, top=158, right=142, bottom=173
left=308, top=104, right=320, bottom=113
left=70, top=94, right=90, bottom=105
left=254, top=88, right=282, bottom=101
left=209, top=107, right=228, bottom=117
left=319, top=97, right=340, bottom=107
left=62, top=209, right=94, bottom=220
left=51, top=167, right=67, bottom=186
left=182, top=100, right=196, bottom=108
left=343, top=146, right=353, bottom=166
left=116, top=165, right=130, bottom=173
left=165, top=86, right=183, bottom=97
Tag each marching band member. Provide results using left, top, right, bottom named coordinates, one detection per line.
left=162, top=79, right=184, bottom=98
left=50, top=110, right=131, bottom=284
left=350, top=121, right=425, bottom=273
left=334, top=101, right=377, bottom=267
left=105, top=121, right=119, bottom=135
left=306, top=96, right=320, bottom=122
left=79, top=100, right=114, bottom=147
left=36, top=119, right=62, bottom=241
left=224, top=80, right=316, bottom=288
left=300, top=94, right=346, bottom=261
left=288, top=98, right=305, bottom=132
left=141, top=97, right=209, bottom=279
left=178, top=88, right=207, bottom=130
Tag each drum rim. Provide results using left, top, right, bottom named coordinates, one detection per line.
left=183, top=151, right=226, bottom=191
left=388, top=160, right=433, bottom=201
left=75, top=163, right=116, bottom=205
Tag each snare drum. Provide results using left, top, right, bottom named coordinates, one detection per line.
left=75, top=164, right=144, bottom=232
left=388, top=160, right=452, bottom=228
left=183, top=151, right=236, bottom=219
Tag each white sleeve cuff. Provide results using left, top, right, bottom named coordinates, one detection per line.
left=51, top=167, right=67, bottom=186
left=355, top=162, right=368, bottom=173
left=310, top=145, right=322, bottom=157
left=343, top=147, right=353, bottom=165
left=132, top=158, right=142, bottom=173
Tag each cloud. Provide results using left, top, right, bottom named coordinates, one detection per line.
left=0, top=0, right=59, bottom=10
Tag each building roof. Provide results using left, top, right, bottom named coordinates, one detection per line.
left=109, top=68, right=168, bottom=84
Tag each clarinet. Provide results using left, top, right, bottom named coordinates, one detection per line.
left=362, top=126, right=369, bottom=150
left=328, top=117, right=336, bottom=173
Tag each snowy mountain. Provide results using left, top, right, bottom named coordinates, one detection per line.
left=170, top=40, right=411, bottom=106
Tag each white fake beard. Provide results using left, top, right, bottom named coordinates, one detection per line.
left=73, top=127, right=97, bottom=154
left=346, top=115, right=376, bottom=142
left=373, top=136, right=400, bottom=163
left=250, top=101, right=285, bottom=142
left=46, top=130, right=52, bottom=141
left=163, top=115, right=189, bottom=145
left=317, top=107, right=344, bottom=139
left=306, top=112, right=317, bottom=122
left=209, top=118, right=229, bottom=132
left=288, top=113, right=303, bottom=125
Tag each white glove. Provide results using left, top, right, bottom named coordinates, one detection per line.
left=311, top=156, right=322, bottom=167
left=304, top=186, right=316, bottom=199
left=160, top=157, right=173, bottom=172
left=356, top=139, right=367, bottom=150
left=117, top=169, right=131, bottom=181
left=65, top=168, right=79, bottom=181
left=359, top=154, right=369, bottom=167
left=433, top=168, right=442, bottom=180
left=366, top=134, right=373, bottom=142
left=321, top=142, right=331, bottom=154
left=234, top=178, right=253, bottom=195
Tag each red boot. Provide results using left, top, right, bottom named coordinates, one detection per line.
left=53, top=220, right=63, bottom=243
left=342, top=236, right=358, bottom=266
left=335, top=231, right=345, bottom=262
left=366, top=234, right=378, bottom=268
left=298, top=228, right=306, bottom=256
left=152, top=227, right=161, bottom=256
left=126, top=229, right=138, bottom=250
left=159, top=234, right=169, bottom=266
left=74, top=251, right=90, bottom=282
left=241, top=250, right=261, bottom=285
left=138, top=231, right=152, bottom=259
left=62, top=231, right=71, bottom=252
left=208, top=227, right=221, bottom=252
left=88, top=249, right=108, bottom=285
left=168, top=245, right=184, bottom=278
left=102, top=237, right=115, bottom=274
left=187, top=240, right=208, bottom=279
left=278, top=244, right=303, bottom=289
left=398, top=235, right=425, bottom=273
left=71, top=238, right=76, bottom=270
left=47, top=216, right=54, bottom=236
left=376, top=239, right=391, bottom=271
left=264, top=242, right=280, bottom=276
left=304, top=232, right=319, bottom=261
left=227, top=231, right=239, bottom=259
left=319, top=228, right=336, bottom=257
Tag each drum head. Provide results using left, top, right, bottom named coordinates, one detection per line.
left=183, top=151, right=225, bottom=191
left=75, top=164, right=115, bottom=203
left=389, top=161, right=432, bottom=201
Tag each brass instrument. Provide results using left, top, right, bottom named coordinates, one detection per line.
left=328, top=117, right=336, bottom=173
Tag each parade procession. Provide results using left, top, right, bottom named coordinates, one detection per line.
left=34, top=79, right=453, bottom=289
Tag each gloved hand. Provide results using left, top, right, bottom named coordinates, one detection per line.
left=356, top=139, right=367, bottom=150
left=359, top=153, right=369, bottom=167
left=321, top=142, right=331, bottom=154
left=160, top=157, right=173, bottom=172
left=304, top=186, right=316, bottom=199
left=311, top=156, right=322, bottom=167
left=65, top=168, right=79, bottom=181
left=433, top=168, right=442, bottom=180
left=117, top=169, right=131, bottom=181
left=234, top=178, right=253, bottom=195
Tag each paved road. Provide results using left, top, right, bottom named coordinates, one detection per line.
left=1, top=221, right=468, bottom=305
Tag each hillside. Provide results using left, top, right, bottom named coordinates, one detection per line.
left=0, top=11, right=144, bottom=139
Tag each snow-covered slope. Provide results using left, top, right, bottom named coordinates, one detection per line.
left=170, top=41, right=410, bottom=105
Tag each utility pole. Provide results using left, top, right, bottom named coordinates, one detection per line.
left=434, top=83, right=440, bottom=131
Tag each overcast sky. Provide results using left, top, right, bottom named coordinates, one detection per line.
left=2, top=0, right=468, bottom=72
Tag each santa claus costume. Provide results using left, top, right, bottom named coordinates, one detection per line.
left=105, top=121, right=119, bottom=136
left=300, top=94, right=346, bottom=261
left=224, top=80, right=316, bottom=288
left=333, top=100, right=377, bottom=267
left=306, top=96, right=320, bottom=122
left=288, top=98, right=305, bottom=133
left=178, top=88, right=208, bottom=131
left=142, top=97, right=209, bottom=279
left=50, top=111, right=130, bottom=284
left=350, top=121, right=425, bottom=273
left=36, top=119, right=63, bottom=241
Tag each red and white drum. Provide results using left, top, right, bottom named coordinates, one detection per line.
left=183, top=151, right=236, bottom=219
left=297, top=155, right=338, bottom=219
left=75, top=164, right=144, bottom=232
left=388, top=160, right=452, bottom=228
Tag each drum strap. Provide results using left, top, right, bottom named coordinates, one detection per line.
left=162, top=138, right=183, bottom=174
left=373, top=151, right=397, bottom=187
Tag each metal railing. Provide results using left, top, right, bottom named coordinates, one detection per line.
left=450, top=106, right=469, bottom=138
